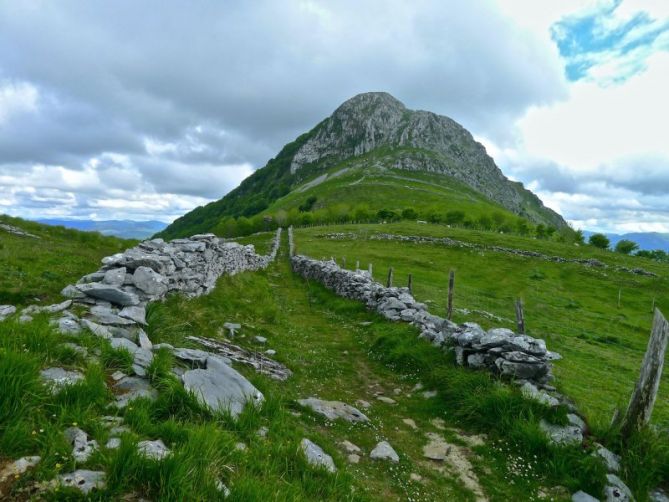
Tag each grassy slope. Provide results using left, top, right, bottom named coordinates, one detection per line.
left=293, top=222, right=669, bottom=431
left=0, top=215, right=133, bottom=306
left=261, top=157, right=523, bottom=223
left=5, top=231, right=647, bottom=500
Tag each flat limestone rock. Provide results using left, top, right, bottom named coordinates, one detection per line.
left=81, top=319, right=113, bottom=339
left=40, top=367, right=85, bottom=392
left=297, top=398, right=369, bottom=423
left=604, top=474, right=633, bottom=502
left=137, top=439, right=171, bottom=460
left=133, top=266, right=168, bottom=296
left=0, top=305, right=17, bottom=321
left=64, top=427, right=98, bottom=463
left=370, top=441, right=400, bottom=463
left=56, top=470, right=106, bottom=494
left=300, top=438, right=336, bottom=473
left=182, top=356, right=263, bottom=418
left=119, top=305, right=147, bottom=325
left=0, top=456, right=41, bottom=484
left=77, top=283, right=139, bottom=306
left=572, top=490, right=599, bottom=502
left=423, top=432, right=451, bottom=461
left=114, top=376, right=158, bottom=408
left=539, top=419, right=583, bottom=446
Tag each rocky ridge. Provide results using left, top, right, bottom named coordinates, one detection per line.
left=289, top=92, right=566, bottom=228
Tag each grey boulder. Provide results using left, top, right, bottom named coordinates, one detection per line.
left=300, top=438, right=336, bottom=473
left=56, top=470, right=105, bottom=494
left=181, top=356, right=263, bottom=418
left=297, top=397, right=369, bottom=423
left=77, top=283, right=139, bottom=306
left=370, top=441, right=400, bottom=463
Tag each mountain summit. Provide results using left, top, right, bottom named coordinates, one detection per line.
left=160, top=92, right=566, bottom=239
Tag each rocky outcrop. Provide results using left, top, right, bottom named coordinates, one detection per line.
left=290, top=246, right=556, bottom=387
left=289, top=92, right=566, bottom=228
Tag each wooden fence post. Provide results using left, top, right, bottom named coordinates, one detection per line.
left=515, top=298, right=525, bottom=334
left=615, top=308, right=669, bottom=440
left=447, top=270, right=455, bottom=320
left=407, top=273, right=413, bottom=294
left=342, top=257, right=346, bottom=269
left=386, top=267, right=394, bottom=288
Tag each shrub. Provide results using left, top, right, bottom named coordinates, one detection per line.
left=401, top=208, right=418, bottom=220
left=445, top=210, right=465, bottom=225
left=589, top=233, right=610, bottom=249
left=615, top=239, right=639, bottom=255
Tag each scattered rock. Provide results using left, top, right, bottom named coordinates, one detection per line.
left=604, top=474, right=633, bottom=501
left=0, top=456, right=41, bottom=484
left=65, top=427, right=99, bottom=463
left=421, top=390, right=438, bottom=399
left=254, top=336, right=267, bottom=345
left=0, top=305, right=16, bottom=321
left=540, top=419, right=583, bottom=446
left=410, top=473, right=423, bottom=482
left=182, top=356, right=264, bottom=418
left=431, top=418, right=446, bottom=430
left=114, top=376, right=158, bottom=408
left=347, top=454, right=360, bottom=464
left=137, top=439, right=171, bottom=460
left=40, top=367, right=84, bottom=392
left=340, top=440, right=361, bottom=454
left=572, top=490, right=599, bottom=502
left=402, top=418, right=418, bottom=430
left=376, top=396, right=397, bottom=404
left=298, top=398, right=369, bottom=422
left=356, top=399, right=371, bottom=409
left=56, top=470, right=106, bottom=494
left=300, top=438, right=336, bottom=473
left=105, top=438, right=121, bottom=449
left=594, top=443, right=621, bottom=473
left=650, top=489, right=669, bottom=502
left=257, top=426, right=269, bottom=438
left=223, top=322, right=241, bottom=337
left=265, top=349, right=276, bottom=356
left=423, top=432, right=451, bottom=461
left=370, top=441, right=399, bottom=463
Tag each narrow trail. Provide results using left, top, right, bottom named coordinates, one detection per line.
left=256, top=231, right=491, bottom=501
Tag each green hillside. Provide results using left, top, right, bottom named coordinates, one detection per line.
left=291, top=222, right=669, bottom=429
left=158, top=93, right=567, bottom=240
left=0, top=215, right=133, bottom=306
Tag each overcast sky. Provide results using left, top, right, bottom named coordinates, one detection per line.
left=0, top=0, right=667, bottom=232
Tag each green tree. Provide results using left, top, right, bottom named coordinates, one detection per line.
left=574, top=229, right=585, bottom=245
left=516, top=219, right=530, bottom=236
left=377, top=209, right=399, bottom=221
left=614, top=239, right=639, bottom=255
left=477, top=215, right=493, bottom=231
left=445, top=210, right=465, bottom=225
left=536, top=224, right=547, bottom=239
left=298, top=196, right=317, bottom=212
left=401, top=208, right=418, bottom=220
left=589, top=233, right=610, bottom=249
left=491, top=212, right=506, bottom=229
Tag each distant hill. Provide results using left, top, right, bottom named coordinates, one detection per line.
left=583, top=230, right=669, bottom=252
left=159, top=92, right=566, bottom=240
left=36, top=219, right=166, bottom=239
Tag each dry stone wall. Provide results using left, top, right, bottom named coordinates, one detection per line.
left=289, top=229, right=557, bottom=387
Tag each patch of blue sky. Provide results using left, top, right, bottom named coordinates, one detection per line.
left=551, top=1, right=668, bottom=81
